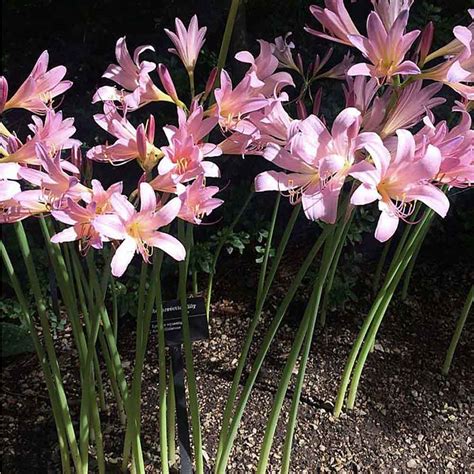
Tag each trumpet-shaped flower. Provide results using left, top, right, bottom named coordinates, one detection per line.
left=235, top=40, right=294, bottom=97
left=0, top=110, right=80, bottom=165
left=347, top=10, right=420, bottom=81
left=271, top=33, right=301, bottom=73
left=350, top=129, right=449, bottom=242
left=371, top=0, right=414, bottom=29
left=93, top=37, right=173, bottom=110
left=165, top=15, right=207, bottom=72
left=94, top=183, right=185, bottom=277
left=163, top=105, right=221, bottom=158
left=255, top=107, right=369, bottom=223
left=212, top=70, right=269, bottom=133
left=305, top=1, right=361, bottom=46
left=50, top=180, right=123, bottom=250
left=16, top=144, right=88, bottom=211
left=1, top=51, right=72, bottom=114
left=415, top=112, right=474, bottom=188
left=177, top=175, right=223, bottom=224
left=87, top=102, right=162, bottom=170
left=379, top=81, right=445, bottom=138
left=150, top=131, right=219, bottom=193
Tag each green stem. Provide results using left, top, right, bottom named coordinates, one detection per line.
left=373, top=239, right=392, bottom=294
left=216, top=0, right=241, bottom=72
left=178, top=221, right=204, bottom=474
left=167, top=366, right=177, bottom=467
left=215, top=225, right=331, bottom=473
left=155, top=266, right=169, bottom=474
left=320, top=213, right=353, bottom=327
left=206, top=188, right=254, bottom=317
left=188, top=70, right=196, bottom=99
left=14, top=222, right=83, bottom=473
left=260, top=210, right=350, bottom=473
left=442, top=285, right=473, bottom=375
left=1, top=240, right=72, bottom=474
left=215, top=199, right=297, bottom=463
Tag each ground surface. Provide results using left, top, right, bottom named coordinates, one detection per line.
left=1, top=239, right=473, bottom=473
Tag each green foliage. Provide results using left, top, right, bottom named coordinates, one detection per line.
left=255, top=228, right=276, bottom=264
left=211, top=229, right=251, bottom=256
left=346, top=207, right=377, bottom=245
left=1, top=322, right=35, bottom=358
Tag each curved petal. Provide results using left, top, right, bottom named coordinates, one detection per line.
left=147, top=231, right=186, bottom=261
left=375, top=210, right=399, bottom=242
left=111, top=237, right=137, bottom=277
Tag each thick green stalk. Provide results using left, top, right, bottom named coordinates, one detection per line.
left=216, top=0, right=241, bottom=72
left=14, top=222, right=83, bottom=472
left=257, top=193, right=281, bottom=298
left=333, top=210, right=433, bottom=416
left=372, top=239, right=392, bottom=294
left=206, top=189, right=254, bottom=317
left=260, top=210, right=351, bottom=473
left=215, top=201, right=299, bottom=462
left=215, top=225, right=331, bottom=473
left=319, top=213, right=354, bottom=327
left=442, top=284, right=473, bottom=375
left=155, top=267, right=169, bottom=474
left=1, top=240, right=72, bottom=474
left=178, top=221, right=204, bottom=474
left=167, top=366, right=177, bottom=467
left=346, top=211, right=434, bottom=410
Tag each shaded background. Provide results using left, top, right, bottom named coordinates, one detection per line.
left=1, top=0, right=473, bottom=277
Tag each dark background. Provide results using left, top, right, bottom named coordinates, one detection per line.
left=1, top=0, right=473, bottom=266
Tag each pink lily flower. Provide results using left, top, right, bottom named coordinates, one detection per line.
left=235, top=40, right=295, bottom=97
left=1, top=51, right=72, bottom=114
left=350, top=129, right=449, bottom=242
left=347, top=10, right=421, bottom=81
left=379, top=81, right=445, bottom=138
left=93, top=183, right=185, bottom=277
left=212, top=70, right=269, bottom=133
left=165, top=15, right=207, bottom=72
left=271, top=33, right=302, bottom=73
left=163, top=104, right=221, bottom=158
left=421, top=17, right=474, bottom=100
left=0, top=110, right=80, bottom=165
left=177, top=175, right=223, bottom=224
left=93, top=37, right=173, bottom=110
left=16, top=144, right=88, bottom=211
left=255, top=107, right=370, bottom=223
left=150, top=131, right=220, bottom=193
left=305, top=1, right=361, bottom=46
left=87, top=102, right=163, bottom=170
left=415, top=112, right=474, bottom=188
left=0, top=163, right=21, bottom=201
left=50, top=180, right=123, bottom=250
left=371, top=0, right=414, bottom=29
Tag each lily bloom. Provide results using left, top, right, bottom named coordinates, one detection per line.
left=177, top=175, right=223, bottom=224
left=50, top=180, right=123, bottom=250
left=0, top=110, right=80, bottom=165
left=87, top=102, right=163, bottom=170
left=94, top=183, right=185, bottom=277
left=420, top=17, right=474, bottom=100
left=93, top=37, right=173, bottom=110
left=415, top=112, right=474, bottom=188
left=271, top=33, right=302, bottom=73
left=1, top=51, right=72, bottom=114
left=350, top=129, right=449, bottom=242
left=371, top=0, right=414, bottom=29
left=347, top=10, right=420, bottom=81
left=235, top=40, right=294, bottom=97
left=165, top=15, right=207, bottom=72
left=150, top=131, right=220, bottom=193
left=163, top=104, right=221, bottom=158
left=255, top=107, right=369, bottom=224
left=305, top=1, right=360, bottom=46
left=16, top=144, right=88, bottom=212
left=379, top=81, right=445, bottom=138
left=212, top=70, right=268, bottom=133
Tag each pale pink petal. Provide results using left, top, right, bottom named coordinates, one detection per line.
left=351, top=183, right=380, bottom=205
left=375, top=210, right=399, bottom=242
left=147, top=231, right=186, bottom=261
left=51, top=226, right=79, bottom=244
left=111, top=237, right=137, bottom=277
left=408, top=184, right=449, bottom=217
left=139, top=182, right=157, bottom=213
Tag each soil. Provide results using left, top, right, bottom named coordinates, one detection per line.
left=1, top=238, right=473, bottom=473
